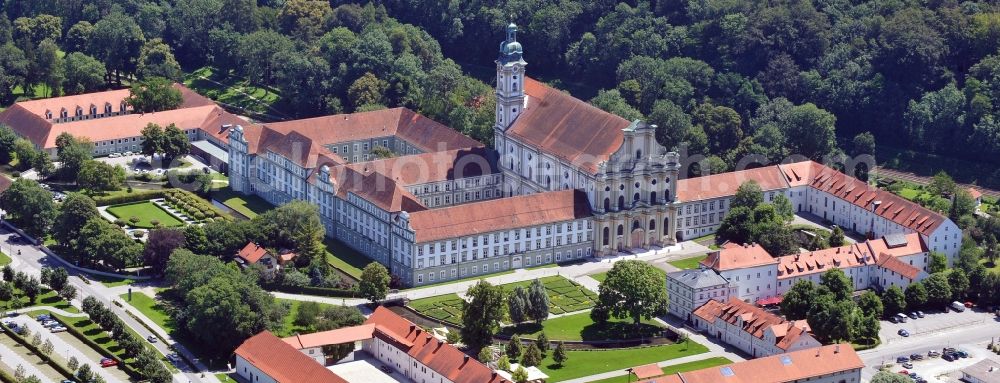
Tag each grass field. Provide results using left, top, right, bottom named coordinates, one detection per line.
left=323, top=238, right=372, bottom=280
left=211, top=187, right=273, bottom=219
left=585, top=356, right=732, bottom=383
left=120, top=292, right=175, bottom=333
left=409, top=276, right=598, bottom=324
left=590, top=267, right=666, bottom=283
left=0, top=251, right=10, bottom=266
left=668, top=255, right=707, bottom=270
left=500, top=311, right=665, bottom=341
left=216, top=373, right=238, bottom=382
left=106, top=201, right=185, bottom=228
left=94, top=275, right=135, bottom=288
left=538, top=341, right=709, bottom=382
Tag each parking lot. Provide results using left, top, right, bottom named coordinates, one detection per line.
left=879, top=308, right=995, bottom=344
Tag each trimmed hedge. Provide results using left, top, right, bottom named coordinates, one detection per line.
left=0, top=323, right=78, bottom=381
left=0, top=366, right=16, bottom=383
left=93, top=189, right=166, bottom=206
left=272, top=284, right=359, bottom=298
left=163, top=189, right=231, bottom=221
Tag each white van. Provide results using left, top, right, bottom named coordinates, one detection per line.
left=951, top=301, right=966, bottom=312
left=893, top=313, right=908, bottom=323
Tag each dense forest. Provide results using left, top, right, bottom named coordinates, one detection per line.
left=2, top=0, right=1000, bottom=181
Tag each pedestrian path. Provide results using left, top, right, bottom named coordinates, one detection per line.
left=10, top=306, right=87, bottom=318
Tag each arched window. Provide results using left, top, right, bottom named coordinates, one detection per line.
left=603, top=227, right=610, bottom=246
left=636, top=150, right=642, bottom=159
left=633, top=193, right=640, bottom=202
left=619, top=184, right=624, bottom=191
left=618, top=196, right=625, bottom=209
left=603, top=198, right=610, bottom=211
left=605, top=186, right=610, bottom=192
left=632, top=220, right=641, bottom=231
left=663, top=218, right=670, bottom=236
left=528, top=168, right=532, bottom=180
left=649, top=219, right=656, bottom=231
left=650, top=191, right=657, bottom=204
left=546, top=176, right=551, bottom=188
left=665, top=189, right=671, bottom=202
left=617, top=225, right=624, bottom=236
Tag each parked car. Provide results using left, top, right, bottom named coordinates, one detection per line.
left=927, top=350, right=941, bottom=358
left=907, top=312, right=919, bottom=319
left=965, top=301, right=974, bottom=308
left=109, top=153, right=120, bottom=158
left=943, top=347, right=957, bottom=353
left=35, top=314, right=51, bottom=321
left=7, top=312, right=18, bottom=318
left=896, top=356, right=909, bottom=363
left=898, top=329, right=910, bottom=337
left=902, top=362, right=913, bottom=369
left=952, top=301, right=967, bottom=312
left=956, top=350, right=969, bottom=358
left=943, top=352, right=958, bottom=361
left=100, top=358, right=117, bottom=367
left=147, top=335, right=157, bottom=343
left=894, top=313, right=909, bottom=323
left=42, top=321, right=59, bottom=328
left=910, top=353, right=924, bottom=361
left=916, top=310, right=925, bottom=318
left=50, top=326, right=67, bottom=333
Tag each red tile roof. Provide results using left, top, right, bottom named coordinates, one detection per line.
left=345, top=146, right=497, bottom=187
left=365, top=307, right=511, bottom=383
left=650, top=344, right=863, bottom=383
left=0, top=84, right=223, bottom=150
left=234, top=331, right=348, bottom=383
left=777, top=161, right=946, bottom=236
left=677, top=166, right=790, bottom=202
left=236, top=242, right=270, bottom=264
left=692, top=297, right=811, bottom=350
left=263, top=107, right=480, bottom=153
left=777, top=242, right=876, bottom=279
left=701, top=243, right=778, bottom=271
left=407, top=190, right=592, bottom=243
left=325, top=164, right=427, bottom=213
left=283, top=324, right=377, bottom=349
left=506, top=78, right=631, bottom=173
left=631, top=363, right=663, bottom=379
left=876, top=252, right=921, bottom=280
left=968, top=187, right=983, bottom=200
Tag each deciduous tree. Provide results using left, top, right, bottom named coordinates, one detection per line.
left=461, top=280, right=506, bottom=352
left=126, top=77, right=181, bottom=113
left=0, top=178, right=56, bottom=238
left=594, top=260, right=668, bottom=325
left=358, top=263, right=390, bottom=304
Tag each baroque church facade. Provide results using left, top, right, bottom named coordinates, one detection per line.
left=492, top=24, right=682, bottom=255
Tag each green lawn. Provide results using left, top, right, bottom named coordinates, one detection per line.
left=216, top=373, right=238, bottom=382
left=668, top=255, right=707, bottom=270
left=0, top=287, right=79, bottom=314
left=119, top=292, right=175, bottom=333
left=537, top=340, right=710, bottom=382
left=500, top=311, right=665, bottom=341
left=590, top=267, right=666, bottom=283
left=585, top=357, right=733, bottom=383
left=94, top=275, right=135, bottom=288
left=0, top=251, right=10, bottom=266
left=981, top=258, right=1000, bottom=273
left=211, top=187, right=273, bottom=219
left=106, top=201, right=185, bottom=228
left=323, top=238, right=373, bottom=281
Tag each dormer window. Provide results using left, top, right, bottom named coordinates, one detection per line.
left=104, top=103, right=112, bottom=114
left=75, top=107, right=83, bottom=117
left=120, top=102, right=127, bottom=113
left=44, top=110, right=52, bottom=119
left=90, top=105, right=97, bottom=115
left=60, top=108, right=68, bottom=119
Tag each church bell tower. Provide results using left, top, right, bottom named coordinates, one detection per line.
left=495, top=23, right=526, bottom=133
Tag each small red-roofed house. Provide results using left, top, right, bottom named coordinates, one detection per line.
left=236, top=242, right=297, bottom=274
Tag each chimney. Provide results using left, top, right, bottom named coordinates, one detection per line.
left=816, top=348, right=821, bottom=357
left=835, top=344, right=840, bottom=354
left=463, top=355, right=470, bottom=364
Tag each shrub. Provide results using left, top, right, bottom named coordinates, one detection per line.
left=11, top=171, right=20, bottom=178
left=193, top=212, right=205, bottom=220
left=114, top=220, right=126, bottom=227
left=129, top=216, right=140, bottom=224
left=132, top=231, right=144, bottom=239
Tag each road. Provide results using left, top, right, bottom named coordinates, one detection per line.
left=858, top=311, right=1000, bottom=382
left=0, top=225, right=219, bottom=383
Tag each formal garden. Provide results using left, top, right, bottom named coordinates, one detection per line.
left=106, top=201, right=185, bottom=229
left=408, top=276, right=597, bottom=325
